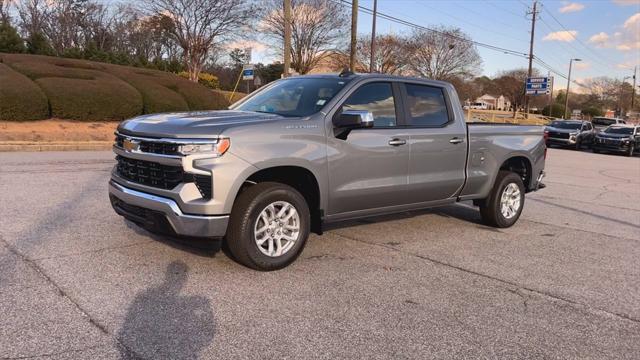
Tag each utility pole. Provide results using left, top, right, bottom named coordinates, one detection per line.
left=369, top=0, right=377, bottom=73
left=564, top=58, right=581, bottom=119
left=524, top=0, right=538, bottom=115
left=283, top=0, right=292, bottom=78
left=369, top=0, right=378, bottom=73
left=632, top=66, right=637, bottom=109
left=546, top=71, right=553, bottom=117
left=349, top=0, right=358, bottom=72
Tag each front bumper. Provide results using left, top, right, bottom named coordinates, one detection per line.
left=546, top=137, right=576, bottom=146
left=109, top=180, right=229, bottom=238
left=592, top=141, right=630, bottom=153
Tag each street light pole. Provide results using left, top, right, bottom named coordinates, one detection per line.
left=564, top=58, right=581, bottom=119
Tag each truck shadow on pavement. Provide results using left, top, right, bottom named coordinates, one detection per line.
left=124, top=220, right=222, bottom=257
left=117, top=261, right=215, bottom=359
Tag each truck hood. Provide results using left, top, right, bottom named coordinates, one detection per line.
left=596, top=133, right=632, bottom=139
left=117, top=110, right=287, bottom=138
left=545, top=127, right=579, bottom=134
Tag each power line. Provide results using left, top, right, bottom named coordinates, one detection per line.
left=538, top=0, right=633, bottom=71
left=332, top=0, right=529, bottom=58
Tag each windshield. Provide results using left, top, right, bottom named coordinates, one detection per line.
left=550, top=121, right=582, bottom=129
left=604, top=127, right=633, bottom=135
left=592, top=118, right=615, bottom=126
left=234, top=77, right=351, bottom=117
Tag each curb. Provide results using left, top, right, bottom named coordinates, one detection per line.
left=0, top=142, right=112, bottom=152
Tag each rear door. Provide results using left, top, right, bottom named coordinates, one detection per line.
left=400, top=82, right=468, bottom=203
left=326, top=81, right=410, bottom=215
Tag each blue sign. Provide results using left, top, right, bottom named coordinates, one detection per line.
left=242, top=64, right=254, bottom=80
left=526, top=77, right=551, bottom=96
left=243, top=69, right=253, bottom=77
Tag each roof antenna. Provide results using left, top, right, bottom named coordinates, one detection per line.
left=339, top=67, right=354, bottom=77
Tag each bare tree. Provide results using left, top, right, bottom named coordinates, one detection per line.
left=356, top=33, right=408, bottom=74
left=142, top=0, right=252, bottom=81
left=0, top=0, right=15, bottom=24
left=406, top=26, right=482, bottom=81
left=261, top=0, right=348, bottom=74
left=494, top=68, right=539, bottom=115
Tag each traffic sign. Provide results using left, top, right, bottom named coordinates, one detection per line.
left=242, top=64, right=254, bottom=81
left=525, top=77, right=551, bottom=96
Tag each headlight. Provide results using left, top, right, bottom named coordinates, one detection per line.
left=178, top=138, right=230, bottom=156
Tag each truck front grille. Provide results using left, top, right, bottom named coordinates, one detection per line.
left=115, top=134, right=180, bottom=156
left=548, top=131, right=570, bottom=139
left=116, top=156, right=184, bottom=190
left=115, top=156, right=212, bottom=199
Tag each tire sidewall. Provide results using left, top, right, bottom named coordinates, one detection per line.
left=492, top=173, right=526, bottom=228
left=236, top=185, right=310, bottom=270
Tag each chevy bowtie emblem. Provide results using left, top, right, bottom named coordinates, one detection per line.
left=123, top=138, right=140, bottom=152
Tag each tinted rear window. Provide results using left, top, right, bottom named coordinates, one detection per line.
left=592, top=118, right=615, bottom=126
left=404, top=84, right=449, bottom=127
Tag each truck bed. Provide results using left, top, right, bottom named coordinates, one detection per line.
left=459, top=123, right=546, bottom=200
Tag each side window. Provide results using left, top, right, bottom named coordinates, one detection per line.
left=404, top=83, right=449, bottom=127
left=341, top=82, right=396, bottom=127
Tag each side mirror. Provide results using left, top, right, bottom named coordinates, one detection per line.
left=333, top=110, right=374, bottom=129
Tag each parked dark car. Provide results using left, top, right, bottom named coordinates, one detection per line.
left=591, top=117, right=626, bottom=132
left=592, top=125, right=639, bottom=157
left=544, top=120, right=595, bottom=149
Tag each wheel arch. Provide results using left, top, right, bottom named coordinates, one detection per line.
left=235, top=165, right=323, bottom=234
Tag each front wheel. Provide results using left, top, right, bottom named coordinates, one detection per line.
left=479, top=171, right=526, bottom=228
left=226, top=182, right=310, bottom=271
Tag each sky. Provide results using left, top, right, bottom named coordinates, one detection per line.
left=245, top=0, right=639, bottom=92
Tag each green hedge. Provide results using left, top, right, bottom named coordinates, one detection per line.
left=0, top=53, right=230, bottom=121
left=0, top=62, right=49, bottom=120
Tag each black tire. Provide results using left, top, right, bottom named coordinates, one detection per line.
left=479, top=171, right=526, bottom=228
left=225, top=182, right=310, bottom=271
left=574, top=138, right=582, bottom=150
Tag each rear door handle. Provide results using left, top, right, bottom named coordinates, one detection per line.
left=449, top=137, right=464, bottom=144
left=388, top=138, right=407, bottom=146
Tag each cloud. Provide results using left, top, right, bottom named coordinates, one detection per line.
left=623, top=12, right=640, bottom=28
left=543, top=30, right=578, bottom=42
left=588, top=32, right=610, bottom=47
left=559, top=2, right=585, bottom=13
left=587, top=13, right=640, bottom=52
left=612, top=0, right=639, bottom=5
left=574, top=62, right=591, bottom=70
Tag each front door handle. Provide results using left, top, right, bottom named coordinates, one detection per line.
left=388, top=138, right=407, bottom=146
left=449, top=137, right=464, bottom=144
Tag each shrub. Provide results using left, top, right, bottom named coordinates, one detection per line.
left=0, top=63, right=49, bottom=120
left=0, top=54, right=230, bottom=121
left=178, top=71, right=220, bottom=89
left=582, top=106, right=603, bottom=117
left=542, top=103, right=566, bottom=118
left=1, top=54, right=142, bottom=121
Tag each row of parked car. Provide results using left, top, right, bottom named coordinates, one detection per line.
left=544, top=117, right=639, bottom=157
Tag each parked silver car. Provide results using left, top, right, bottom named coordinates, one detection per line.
left=109, top=74, right=546, bottom=270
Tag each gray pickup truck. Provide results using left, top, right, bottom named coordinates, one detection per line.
left=109, top=73, right=546, bottom=270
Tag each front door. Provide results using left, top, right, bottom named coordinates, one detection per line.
left=401, top=82, right=467, bottom=203
left=327, top=81, right=410, bottom=215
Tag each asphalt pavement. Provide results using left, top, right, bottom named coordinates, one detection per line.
left=1, top=148, right=639, bottom=359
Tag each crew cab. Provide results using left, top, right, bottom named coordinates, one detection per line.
left=109, top=74, right=546, bottom=270
left=592, top=125, right=639, bottom=156
left=544, top=120, right=595, bottom=149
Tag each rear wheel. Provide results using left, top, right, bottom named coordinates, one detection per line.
left=226, top=182, right=310, bottom=271
left=479, top=171, right=525, bottom=228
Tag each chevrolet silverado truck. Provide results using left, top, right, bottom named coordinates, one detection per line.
left=109, top=74, right=546, bottom=270
left=544, top=120, right=595, bottom=150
